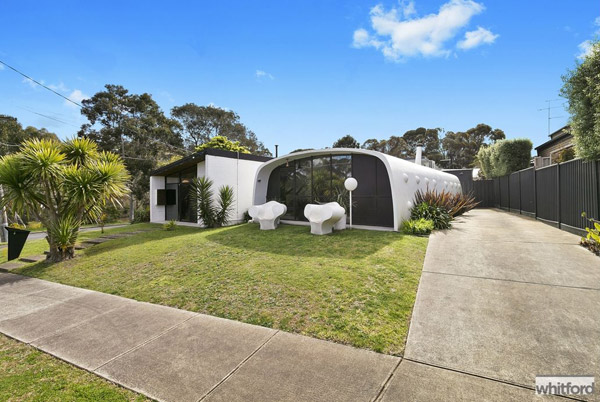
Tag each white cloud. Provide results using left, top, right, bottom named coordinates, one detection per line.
left=64, top=89, right=89, bottom=108
left=457, top=26, right=498, bottom=49
left=352, top=0, right=497, bottom=61
left=578, top=40, right=593, bottom=59
left=400, top=0, right=416, bottom=18
left=255, top=69, right=274, bottom=80
left=352, top=28, right=383, bottom=49
left=577, top=17, right=600, bottom=59
left=48, top=82, right=69, bottom=92
left=22, top=77, right=41, bottom=89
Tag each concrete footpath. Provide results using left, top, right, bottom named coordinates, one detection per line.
left=0, top=272, right=400, bottom=402
left=0, top=209, right=596, bottom=401
left=402, top=209, right=600, bottom=401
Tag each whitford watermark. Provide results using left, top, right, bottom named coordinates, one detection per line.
left=535, top=376, right=595, bottom=396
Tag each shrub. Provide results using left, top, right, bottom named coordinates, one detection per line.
left=402, top=218, right=434, bottom=235
left=8, top=223, right=26, bottom=230
left=555, top=147, right=576, bottom=163
left=581, top=212, right=600, bottom=256
left=27, top=221, right=43, bottom=230
left=189, top=177, right=235, bottom=227
left=414, top=189, right=479, bottom=217
left=103, top=205, right=124, bottom=223
left=477, top=138, right=533, bottom=178
left=195, top=136, right=250, bottom=154
left=133, top=206, right=150, bottom=223
left=561, top=40, right=600, bottom=160
left=163, top=220, right=177, bottom=231
left=410, top=201, right=452, bottom=230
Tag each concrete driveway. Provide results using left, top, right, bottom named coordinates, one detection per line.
left=397, top=209, right=600, bottom=401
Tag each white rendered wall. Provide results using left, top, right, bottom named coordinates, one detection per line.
left=253, top=148, right=462, bottom=231
left=205, top=155, right=264, bottom=224
left=149, top=175, right=165, bottom=223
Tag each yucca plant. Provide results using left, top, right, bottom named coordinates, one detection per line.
left=189, top=177, right=215, bottom=228
left=0, top=138, right=129, bottom=262
left=188, top=177, right=235, bottom=228
left=215, top=185, right=235, bottom=227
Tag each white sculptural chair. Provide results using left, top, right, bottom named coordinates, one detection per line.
left=303, top=202, right=346, bottom=235
left=248, top=201, right=287, bottom=230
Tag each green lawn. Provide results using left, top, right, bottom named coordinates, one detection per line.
left=14, top=223, right=428, bottom=355
left=0, top=334, right=147, bottom=401
left=1, top=224, right=157, bottom=263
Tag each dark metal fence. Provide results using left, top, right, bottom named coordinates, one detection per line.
left=472, top=158, right=600, bottom=234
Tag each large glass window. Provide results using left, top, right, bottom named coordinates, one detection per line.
left=164, top=166, right=197, bottom=222
left=266, top=154, right=352, bottom=221
left=265, top=153, right=393, bottom=227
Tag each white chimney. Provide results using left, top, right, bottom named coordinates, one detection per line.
left=415, top=146, right=423, bottom=166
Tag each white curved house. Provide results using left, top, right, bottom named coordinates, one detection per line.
left=253, top=148, right=462, bottom=231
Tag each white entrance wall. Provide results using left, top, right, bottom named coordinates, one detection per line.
left=149, top=175, right=165, bottom=222
left=204, top=155, right=263, bottom=223
left=150, top=156, right=264, bottom=225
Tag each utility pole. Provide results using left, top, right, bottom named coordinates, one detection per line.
left=538, top=99, right=566, bottom=135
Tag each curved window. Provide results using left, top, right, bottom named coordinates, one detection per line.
left=266, top=154, right=393, bottom=226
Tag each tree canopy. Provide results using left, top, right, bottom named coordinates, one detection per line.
left=442, top=124, right=505, bottom=168
left=561, top=40, right=600, bottom=160
left=171, top=103, right=271, bottom=156
left=0, top=115, right=59, bottom=156
left=362, top=127, right=443, bottom=161
left=332, top=135, right=360, bottom=148
left=78, top=84, right=184, bottom=201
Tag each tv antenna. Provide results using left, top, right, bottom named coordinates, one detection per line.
left=538, top=99, right=566, bottom=135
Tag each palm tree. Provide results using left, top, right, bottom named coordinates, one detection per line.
left=0, top=138, right=129, bottom=262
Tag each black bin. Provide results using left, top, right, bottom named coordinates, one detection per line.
left=7, top=227, right=30, bottom=261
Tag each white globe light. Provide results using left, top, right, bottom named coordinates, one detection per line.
left=344, top=177, right=358, bottom=191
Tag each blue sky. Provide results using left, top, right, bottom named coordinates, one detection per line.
left=0, top=0, right=598, bottom=154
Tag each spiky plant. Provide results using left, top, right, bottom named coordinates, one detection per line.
left=215, top=185, right=235, bottom=226
left=0, top=138, right=129, bottom=262
left=414, top=189, right=479, bottom=217
left=188, top=177, right=235, bottom=228
left=189, top=176, right=215, bottom=227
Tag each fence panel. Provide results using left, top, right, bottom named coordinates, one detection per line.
left=559, top=159, right=599, bottom=230
left=535, top=165, right=558, bottom=223
left=519, top=168, right=535, bottom=215
left=493, top=178, right=501, bottom=208
left=473, top=180, right=494, bottom=207
left=499, top=176, right=510, bottom=209
left=444, top=169, right=474, bottom=194
left=509, top=172, right=520, bottom=212
left=460, top=158, right=599, bottom=234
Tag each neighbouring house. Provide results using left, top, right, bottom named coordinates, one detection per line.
left=252, top=148, right=462, bottom=231
left=534, top=125, right=574, bottom=168
left=149, top=148, right=271, bottom=225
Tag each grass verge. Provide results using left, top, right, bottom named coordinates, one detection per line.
left=15, top=223, right=427, bottom=355
left=0, top=334, right=147, bottom=401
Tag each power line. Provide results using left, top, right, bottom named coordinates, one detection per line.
left=16, top=106, right=80, bottom=128
left=1, top=59, right=188, bottom=157
left=0, top=59, right=83, bottom=108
